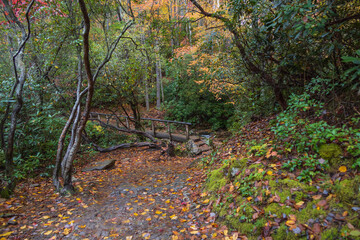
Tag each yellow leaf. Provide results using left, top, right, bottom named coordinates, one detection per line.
left=146, top=217, right=151, bottom=221
left=296, top=201, right=304, bottom=206
left=258, top=168, right=264, bottom=173
left=79, top=225, right=86, bottom=228
left=339, top=166, right=347, bottom=173
left=267, top=171, right=273, bottom=175
left=126, top=236, right=133, bottom=240
left=42, top=216, right=50, bottom=219
left=20, top=225, right=27, bottom=230
left=123, top=220, right=130, bottom=224
left=134, top=213, right=138, bottom=216
left=165, top=199, right=170, bottom=204
left=170, top=215, right=178, bottom=220
left=224, top=229, right=228, bottom=236
left=247, top=197, right=253, bottom=201
left=44, top=230, right=53, bottom=235
left=285, top=220, right=296, bottom=226
left=190, top=231, right=199, bottom=235
left=202, top=235, right=208, bottom=239
left=63, top=228, right=71, bottom=235
left=155, top=210, right=162, bottom=214
left=203, top=199, right=210, bottom=204
left=0, top=232, right=13, bottom=237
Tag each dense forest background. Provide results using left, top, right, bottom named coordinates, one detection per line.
left=0, top=0, right=359, bottom=195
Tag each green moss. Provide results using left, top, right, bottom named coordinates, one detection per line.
left=206, top=165, right=228, bottom=192
left=273, top=224, right=297, bottom=240
left=296, top=202, right=326, bottom=223
left=321, top=228, right=340, bottom=240
left=334, top=176, right=360, bottom=204
left=318, top=143, right=343, bottom=169
left=254, top=218, right=266, bottom=229
left=231, top=158, right=248, bottom=169
left=270, top=178, right=317, bottom=192
left=226, top=217, right=254, bottom=235
left=264, top=203, right=295, bottom=216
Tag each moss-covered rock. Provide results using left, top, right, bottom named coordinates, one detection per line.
left=318, top=143, right=343, bottom=169
left=228, top=158, right=248, bottom=179
left=206, top=165, right=228, bottom=192
left=334, top=176, right=360, bottom=204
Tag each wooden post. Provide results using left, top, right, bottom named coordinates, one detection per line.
left=126, top=117, right=130, bottom=128
left=186, top=125, right=189, bottom=140
left=151, top=121, right=156, bottom=137
left=98, top=114, right=101, bottom=121
left=168, top=122, right=172, bottom=142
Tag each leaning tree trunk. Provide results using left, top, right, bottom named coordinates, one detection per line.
left=53, top=0, right=133, bottom=193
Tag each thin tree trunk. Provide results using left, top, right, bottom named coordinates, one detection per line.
left=155, top=38, right=161, bottom=109
left=0, top=0, right=35, bottom=197
left=159, top=60, right=164, bottom=102
left=144, top=73, right=150, bottom=111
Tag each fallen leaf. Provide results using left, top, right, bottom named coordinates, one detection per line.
left=63, top=228, right=71, bottom=235
left=286, top=220, right=296, bottom=226
left=312, top=195, right=322, bottom=200
left=0, top=232, right=13, bottom=237
left=316, top=200, right=327, bottom=208
left=339, top=166, right=347, bottom=172
left=44, top=230, right=53, bottom=235
left=203, top=199, right=210, bottom=204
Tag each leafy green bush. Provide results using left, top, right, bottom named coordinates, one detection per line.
left=272, top=93, right=360, bottom=169
left=163, top=57, right=234, bottom=130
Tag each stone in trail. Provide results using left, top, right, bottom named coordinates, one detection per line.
left=82, top=159, right=116, bottom=172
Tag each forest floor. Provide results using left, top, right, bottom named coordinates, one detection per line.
left=0, top=145, right=239, bottom=240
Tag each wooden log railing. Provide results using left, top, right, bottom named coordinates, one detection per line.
left=89, top=112, right=192, bottom=141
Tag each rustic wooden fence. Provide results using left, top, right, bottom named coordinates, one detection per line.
left=89, top=112, right=192, bottom=141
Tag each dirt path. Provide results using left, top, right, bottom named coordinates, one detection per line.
left=0, top=147, right=229, bottom=240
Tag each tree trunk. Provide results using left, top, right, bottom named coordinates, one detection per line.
left=144, top=73, right=150, bottom=111
left=0, top=0, right=35, bottom=197
left=156, top=40, right=161, bottom=109
left=53, top=0, right=133, bottom=192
